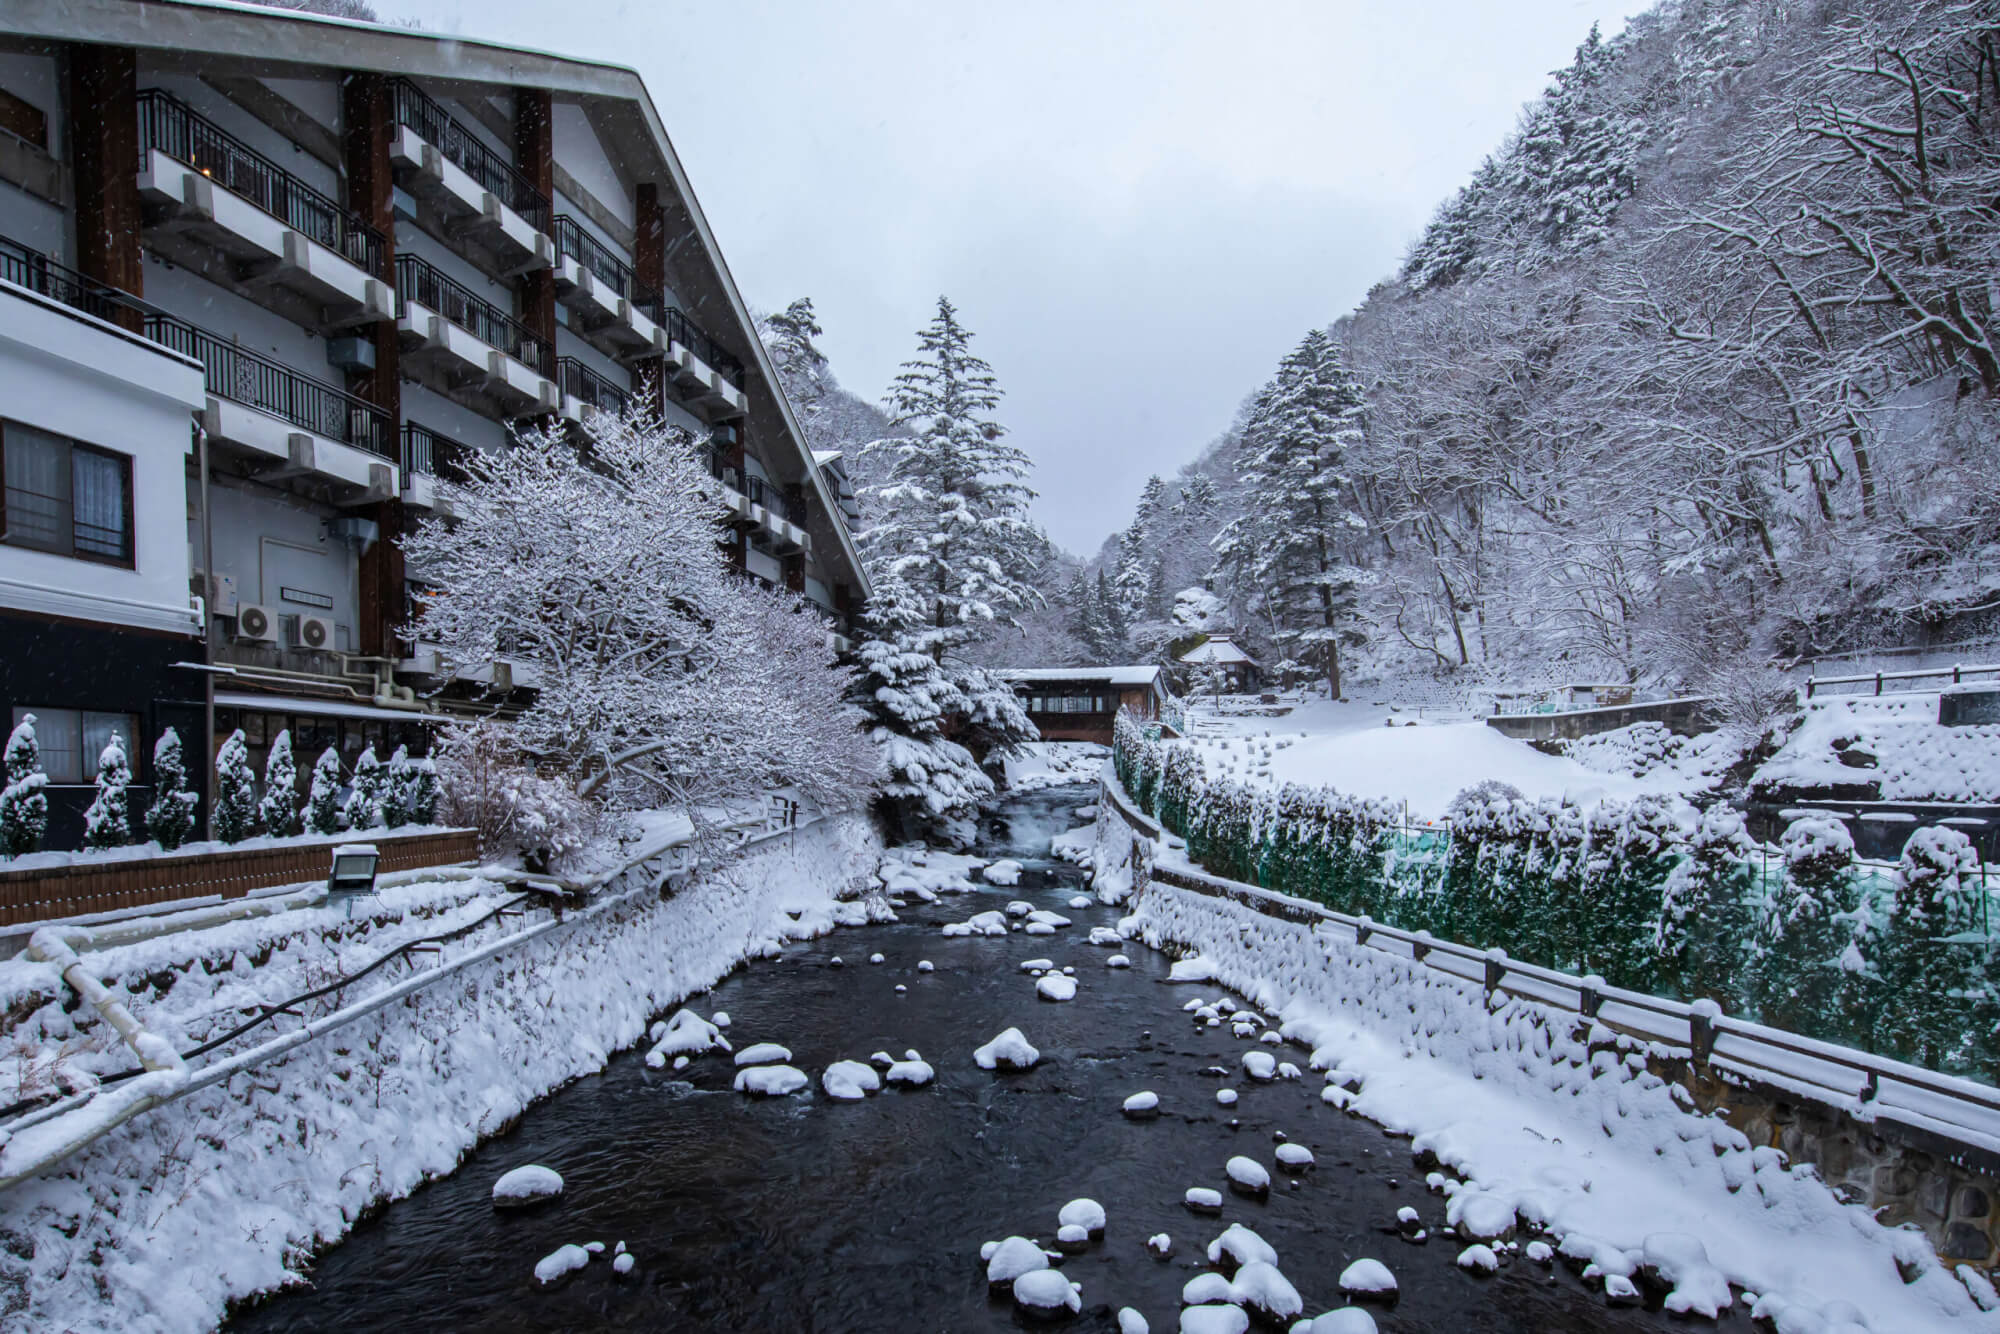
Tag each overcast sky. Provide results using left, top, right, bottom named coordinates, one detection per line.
left=382, top=0, right=1638, bottom=556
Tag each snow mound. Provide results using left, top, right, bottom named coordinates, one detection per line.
left=1006, top=899, right=1035, bottom=917
left=1037, top=973, right=1078, bottom=1002
left=732, top=1064, right=808, bottom=1096
left=1168, top=956, right=1217, bottom=982
left=492, top=1164, right=564, bottom=1209
left=943, top=909, right=1010, bottom=937
left=1275, top=1143, right=1314, bottom=1171
left=887, top=1052, right=936, bottom=1086
left=1020, top=957, right=1057, bottom=972
left=733, top=1042, right=792, bottom=1067
left=1178, top=1304, right=1248, bottom=1334
left=1241, top=1051, right=1277, bottom=1082
left=1107, top=954, right=1132, bottom=968
left=975, top=1026, right=1040, bottom=1070
left=986, top=1235, right=1050, bottom=1286
left=1337, top=1258, right=1396, bottom=1299
left=1184, top=1187, right=1223, bottom=1214
left=1089, top=926, right=1124, bottom=946
left=822, top=1060, right=882, bottom=1100
left=1457, top=1243, right=1499, bottom=1274
left=644, top=1008, right=731, bottom=1067
left=1148, top=1233, right=1172, bottom=1258
left=985, top=860, right=1024, bottom=886
left=1640, top=1232, right=1733, bottom=1318
left=1059, top=1198, right=1107, bottom=1236
left=1231, top=1259, right=1302, bottom=1322
left=1449, top=1191, right=1516, bottom=1242
left=533, top=1243, right=589, bottom=1286
left=1013, top=1268, right=1081, bottom=1315
left=1182, top=1272, right=1234, bottom=1304
left=1123, top=1090, right=1160, bottom=1118
left=1206, top=1223, right=1277, bottom=1272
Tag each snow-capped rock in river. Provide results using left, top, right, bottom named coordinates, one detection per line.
left=533, top=1243, right=589, bottom=1287
left=1206, top=1223, right=1278, bottom=1273
left=1088, top=926, right=1123, bottom=946
left=1337, top=1258, right=1398, bottom=1301
left=985, top=860, right=1024, bottom=886
left=1058, top=1198, right=1106, bottom=1238
left=491, top=1164, right=563, bottom=1209
left=1241, top=1050, right=1276, bottom=1082
left=733, top=1064, right=808, bottom=1097
left=733, top=1042, right=791, bottom=1066
left=1168, top=956, right=1217, bottom=982
left=1184, top=1187, right=1223, bottom=1215
left=1123, top=1090, right=1160, bottom=1119
left=1179, top=1304, right=1248, bottom=1334
left=1457, top=1243, right=1499, bottom=1275
left=986, top=1235, right=1050, bottom=1288
left=822, top=1060, right=882, bottom=1100
left=975, top=1026, right=1040, bottom=1070
left=1298, top=1310, right=1378, bottom=1334
left=1012, top=1267, right=1081, bottom=1316
left=1036, top=973, right=1078, bottom=1002
left=1070, top=896, right=1094, bottom=909
left=1275, top=1142, right=1315, bottom=1172
left=644, top=1008, right=731, bottom=1068
left=887, top=1052, right=936, bottom=1086
left=1006, top=898, right=1034, bottom=916
left=1020, top=958, right=1056, bottom=973
left=1107, top=954, right=1131, bottom=968
left=943, top=909, right=1010, bottom=937
left=1231, top=1259, right=1303, bottom=1323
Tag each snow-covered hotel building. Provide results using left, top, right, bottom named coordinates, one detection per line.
left=0, top=0, right=869, bottom=845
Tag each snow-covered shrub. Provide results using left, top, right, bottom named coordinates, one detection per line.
left=343, top=745, right=384, bottom=832
left=81, top=733, right=132, bottom=850
left=1700, top=660, right=1799, bottom=746
left=304, top=746, right=344, bottom=836
left=377, top=745, right=415, bottom=828
left=1655, top=805, right=1755, bottom=1005
left=406, top=756, right=439, bottom=826
left=258, top=729, right=299, bottom=838
left=434, top=721, right=597, bottom=869
left=1751, top=817, right=1860, bottom=1037
left=145, top=727, right=199, bottom=850
left=212, top=730, right=258, bottom=844
left=1872, top=826, right=1989, bottom=1072
left=1, top=715, right=51, bottom=857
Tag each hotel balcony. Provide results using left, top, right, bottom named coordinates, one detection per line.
left=710, top=455, right=810, bottom=557
left=395, top=254, right=559, bottom=418
left=661, top=308, right=749, bottom=422
left=556, top=356, right=630, bottom=429
left=398, top=421, right=481, bottom=513
left=389, top=79, right=554, bottom=274
left=144, top=311, right=397, bottom=500
left=552, top=216, right=661, bottom=358
left=134, top=90, right=395, bottom=330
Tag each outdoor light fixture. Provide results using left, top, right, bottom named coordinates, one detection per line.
left=327, top=843, right=380, bottom=916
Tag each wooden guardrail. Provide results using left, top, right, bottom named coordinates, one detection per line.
left=1098, top=772, right=2000, bottom=1159
left=0, top=829, right=481, bottom=928
left=1804, top=661, right=2000, bottom=699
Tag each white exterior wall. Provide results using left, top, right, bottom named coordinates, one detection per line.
left=0, top=283, right=205, bottom=635
left=552, top=104, right=632, bottom=229
left=401, top=381, right=511, bottom=458
left=138, top=71, right=342, bottom=201
left=202, top=481, right=360, bottom=651
left=260, top=75, right=341, bottom=134
left=142, top=256, right=330, bottom=375
left=0, top=49, right=62, bottom=159
left=0, top=180, right=65, bottom=259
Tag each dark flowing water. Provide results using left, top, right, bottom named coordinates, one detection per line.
left=233, top=785, right=1748, bottom=1332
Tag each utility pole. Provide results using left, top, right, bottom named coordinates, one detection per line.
left=196, top=421, right=215, bottom=840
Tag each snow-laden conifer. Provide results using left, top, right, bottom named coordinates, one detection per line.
left=344, top=745, right=385, bottom=832
left=145, top=727, right=199, bottom=850
left=213, top=730, right=258, bottom=844
left=0, top=715, right=50, bottom=857
left=304, top=747, right=344, bottom=836
left=81, top=733, right=132, bottom=850
left=378, top=745, right=415, bottom=828
left=259, top=729, right=299, bottom=838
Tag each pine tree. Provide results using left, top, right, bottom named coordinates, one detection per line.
left=145, top=727, right=199, bottom=850
left=0, top=715, right=50, bottom=858
left=305, top=746, right=344, bottom=835
left=859, top=297, right=1040, bottom=663
left=344, top=744, right=385, bottom=831
left=1176, top=474, right=1217, bottom=516
left=379, top=745, right=415, bottom=828
left=259, top=729, right=299, bottom=838
left=406, top=756, right=440, bottom=826
left=213, top=730, right=258, bottom=844
left=1212, top=328, right=1373, bottom=696
left=81, top=733, right=132, bottom=850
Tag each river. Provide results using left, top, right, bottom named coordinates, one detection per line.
left=231, top=784, right=1748, bottom=1332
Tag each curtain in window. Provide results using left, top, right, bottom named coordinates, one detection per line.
left=80, top=712, right=132, bottom=780
left=12, top=707, right=82, bottom=783
left=3, top=423, right=69, bottom=553
left=71, top=448, right=127, bottom=560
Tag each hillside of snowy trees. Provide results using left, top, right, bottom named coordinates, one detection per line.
left=1014, top=0, right=2000, bottom=703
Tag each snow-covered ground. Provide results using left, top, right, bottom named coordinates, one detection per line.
left=1753, top=692, right=2000, bottom=803
left=1002, top=741, right=1111, bottom=793
left=2, top=813, right=881, bottom=1334
left=1183, top=698, right=1728, bottom=819
left=1092, top=806, right=1994, bottom=1331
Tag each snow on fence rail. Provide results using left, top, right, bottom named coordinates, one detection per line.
left=0, top=827, right=482, bottom=927
left=1804, top=661, right=2000, bottom=699
left=1097, top=767, right=2000, bottom=1158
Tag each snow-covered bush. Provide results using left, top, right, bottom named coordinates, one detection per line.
left=213, top=729, right=258, bottom=844
left=1654, top=805, right=1755, bottom=1005
left=343, top=745, right=384, bottom=832
left=1, top=715, right=50, bottom=857
left=304, top=746, right=343, bottom=836
left=1750, top=817, right=1859, bottom=1038
left=406, top=756, right=439, bottom=826
left=378, top=745, right=415, bottom=828
left=1872, top=826, right=1989, bottom=1072
left=81, top=733, right=132, bottom=850
left=145, top=727, right=199, bottom=850
left=434, top=721, right=597, bottom=870
left=1700, top=662, right=1799, bottom=747
left=258, top=729, right=299, bottom=838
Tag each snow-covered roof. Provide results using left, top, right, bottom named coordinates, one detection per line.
left=997, top=667, right=1167, bottom=689
left=1178, top=638, right=1258, bottom=667
left=812, top=449, right=844, bottom=468
left=214, top=691, right=442, bottom=726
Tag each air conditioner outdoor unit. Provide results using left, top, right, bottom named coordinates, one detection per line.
left=235, top=603, right=279, bottom=643
left=292, top=614, right=335, bottom=651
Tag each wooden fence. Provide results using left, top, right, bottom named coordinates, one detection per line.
left=0, top=828, right=482, bottom=928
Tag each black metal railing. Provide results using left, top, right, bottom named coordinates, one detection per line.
left=143, top=312, right=393, bottom=459
left=395, top=254, right=551, bottom=375
left=665, top=307, right=745, bottom=390
left=136, top=89, right=387, bottom=280
left=390, top=79, right=551, bottom=234
left=557, top=356, right=629, bottom=417
left=401, top=421, right=477, bottom=482
left=553, top=215, right=666, bottom=326
left=0, top=235, right=155, bottom=327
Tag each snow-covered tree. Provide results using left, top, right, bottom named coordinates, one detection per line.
left=407, top=756, right=440, bottom=826
left=1654, top=805, right=1755, bottom=1004
left=860, top=297, right=1041, bottom=661
left=213, top=730, right=258, bottom=844
left=145, top=728, right=199, bottom=850
left=344, top=745, right=385, bottom=832
left=304, top=747, right=343, bottom=835
left=1873, top=827, right=1987, bottom=1070
left=81, top=733, right=131, bottom=850
left=1751, top=817, right=1859, bottom=1036
left=0, top=716, right=50, bottom=858
left=378, top=745, right=415, bottom=828
left=435, top=721, right=598, bottom=870
left=403, top=404, right=871, bottom=816
left=1212, top=328, right=1372, bottom=695
left=258, top=729, right=299, bottom=838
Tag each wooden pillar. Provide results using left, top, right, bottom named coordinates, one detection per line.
left=66, top=45, right=143, bottom=328
left=515, top=89, right=556, bottom=351
left=636, top=183, right=669, bottom=419
left=342, top=73, right=405, bottom=661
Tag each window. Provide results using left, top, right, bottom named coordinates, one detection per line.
left=10, top=707, right=138, bottom=784
left=1, top=422, right=133, bottom=565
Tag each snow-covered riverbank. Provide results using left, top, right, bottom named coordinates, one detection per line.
left=1092, top=805, right=1997, bottom=1331
left=0, top=813, right=880, bottom=1334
